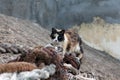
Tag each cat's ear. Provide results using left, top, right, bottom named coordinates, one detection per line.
left=60, top=29, right=65, bottom=34
left=52, top=28, right=56, bottom=33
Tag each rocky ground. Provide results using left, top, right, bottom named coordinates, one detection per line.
left=0, top=14, right=120, bottom=80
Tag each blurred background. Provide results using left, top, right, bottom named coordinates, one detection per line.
left=0, top=0, right=120, bottom=29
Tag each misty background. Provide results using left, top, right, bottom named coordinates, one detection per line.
left=0, top=0, right=120, bottom=29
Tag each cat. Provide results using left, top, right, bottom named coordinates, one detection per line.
left=50, top=28, right=84, bottom=61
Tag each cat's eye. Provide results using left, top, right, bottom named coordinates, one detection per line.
left=58, top=36, right=64, bottom=41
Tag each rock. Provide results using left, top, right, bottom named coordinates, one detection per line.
left=9, top=47, right=18, bottom=54
left=0, top=47, right=6, bottom=53
left=0, top=14, right=50, bottom=47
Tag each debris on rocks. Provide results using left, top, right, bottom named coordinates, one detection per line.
left=0, top=64, right=56, bottom=80
left=0, top=43, right=95, bottom=80
left=0, top=62, right=37, bottom=73
left=0, top=43, right=32, bottom=54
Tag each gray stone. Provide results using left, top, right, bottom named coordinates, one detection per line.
left=0, top=47, right=6, bottom=53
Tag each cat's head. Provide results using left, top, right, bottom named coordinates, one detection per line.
left=50, top=28, right=65, bottom=42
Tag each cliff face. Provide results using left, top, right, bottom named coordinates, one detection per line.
left=0, top=0, right=120, bottom=29
left=77, top=17, right=120, bottom=60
